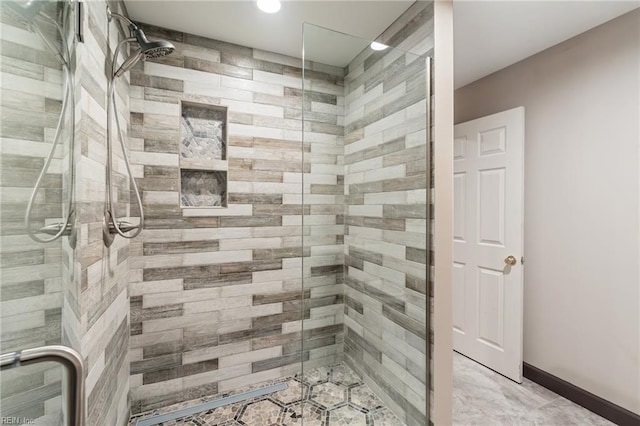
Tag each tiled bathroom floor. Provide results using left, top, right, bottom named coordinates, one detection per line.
left=453, top=352, right=615, bottom=425
left=131, top=354, right=614, bottom=426
left=129, top=363, right=404, bottom=426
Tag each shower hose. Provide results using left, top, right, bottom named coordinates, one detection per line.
left=103, top=37, right=145, bottom=246
left=23, top=12, right=76, bottom=245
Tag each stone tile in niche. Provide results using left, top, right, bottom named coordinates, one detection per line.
left=181, top=103, right=226, bottom=160
left=181, top=170, right=227, bottom=207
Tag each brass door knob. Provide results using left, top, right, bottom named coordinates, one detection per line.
left=504, top=255, right=517, bottom=266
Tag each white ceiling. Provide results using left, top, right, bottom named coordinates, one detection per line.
left=454, top=1, right=639, bottom=88
left=124, top=0, right=414, bottom=67
left=124, top=0, right=639, bottom=84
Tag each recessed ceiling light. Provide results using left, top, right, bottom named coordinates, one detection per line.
left=370, top=41, right=388, bottom=51
left=257, top=0, right=281, bottom=14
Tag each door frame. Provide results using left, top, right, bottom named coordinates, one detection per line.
left=432, top=1, right=455, bottom=424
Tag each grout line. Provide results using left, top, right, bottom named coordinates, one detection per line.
left=135, top=382, right=288, bottom=426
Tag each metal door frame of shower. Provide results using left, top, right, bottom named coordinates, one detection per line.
left=424, top=54, right=432, bottom=422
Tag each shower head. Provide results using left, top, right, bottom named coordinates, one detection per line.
left=107, top=8, right=175, bottom=77
left=113, top=27, right=175, bottom=78
left=133, top=28, right=175, bottom=60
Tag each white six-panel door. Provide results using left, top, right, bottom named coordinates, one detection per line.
left=453, top=107, right=525, bottom=382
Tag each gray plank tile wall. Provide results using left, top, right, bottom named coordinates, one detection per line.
left=127, top=23, right=346, bottom=414
left=0, top=1, right=67, bottom=422
left=66, top=1, right=133, bottom=425
left=341, top=2, right=434, bottom=425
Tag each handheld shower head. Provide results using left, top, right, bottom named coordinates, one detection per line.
left=114, top=50, right=143, bottom=78
left=112, top=26, right=175, bottom=78
left=132, top=27, right=175, bottom=60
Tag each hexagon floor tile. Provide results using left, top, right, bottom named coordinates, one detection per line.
left=349, top=384, right=384, bottom=412
left=370, top=407, right=406, bottom=426
left=301, top=365, right=331, bottom=385
left=330, top=364, right=363, bottom=387
left=281, top=401, right=325, bottom=426
left=238, top=399, right=283, bottom=425
left=271, top=379, right=307, bottom=405
left=310, top=382, right=348, bottom=408
left=198, top=402, right=242, bottom=424
left=328, top=405, right=368, bottom=425
left=129, top=363, right=404, bottom=426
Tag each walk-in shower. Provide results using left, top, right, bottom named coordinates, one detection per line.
left=103, top=8, right=175, bottom=246
left=126, top=19, right=431, bottom=426
left=0, top=1, right=433, bottom=425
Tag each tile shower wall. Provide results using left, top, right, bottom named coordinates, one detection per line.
left=127, top=24, right=345, bottom=414
left=0, top=2, right=66, bottom=422
left=64, top=1, right=132, bottom=425
left=0, top=1, right=133, bottom=424
left=341, top=2, right=434, bottom=426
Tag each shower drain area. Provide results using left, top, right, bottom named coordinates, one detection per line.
left=129, top=363, right=404, bottom=426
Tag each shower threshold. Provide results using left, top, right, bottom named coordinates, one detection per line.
left=129, top=363, right=404, bottom=425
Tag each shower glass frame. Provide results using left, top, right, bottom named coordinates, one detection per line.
left=0, top=0, right=79, bottom=424
left=301, top=23, right=432, bottom=425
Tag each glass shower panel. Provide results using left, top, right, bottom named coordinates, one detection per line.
left=1, top=0, right=75, bottom=424
left=301, top=23, right=430, bottom=426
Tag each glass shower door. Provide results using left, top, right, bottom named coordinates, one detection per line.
left=0, top=1, right=77, bottom=424
left=301, top=24, right=431, bottom=426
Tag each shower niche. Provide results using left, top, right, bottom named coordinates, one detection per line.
left=179, top=102, right=228, bottom=207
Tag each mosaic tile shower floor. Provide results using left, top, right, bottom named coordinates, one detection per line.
left=129, top=364, right=404, bottom=426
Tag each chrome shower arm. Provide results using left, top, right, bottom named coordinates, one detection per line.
left=107, top=8, right=138, bottom=31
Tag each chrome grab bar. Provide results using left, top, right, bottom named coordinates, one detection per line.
left=0, top=345, right=84, bottom=426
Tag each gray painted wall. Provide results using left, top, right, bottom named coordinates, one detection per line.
left=455, top=9, right=640, bottom=415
